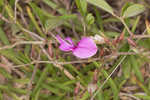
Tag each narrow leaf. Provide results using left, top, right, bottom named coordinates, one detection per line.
left=86, top=0, right=113, bottom=14
left=0, top=27, right=10, bottom=45
left=123, top=4, right=145, bottom=18
left=130, top=55, right=144, bottom=82
left=45, top=15, right=76, bottom=31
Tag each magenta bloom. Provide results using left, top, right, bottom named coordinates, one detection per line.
left=56, top=35, right=98, bottom=59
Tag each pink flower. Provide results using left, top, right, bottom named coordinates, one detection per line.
left=56, top=35, right=98, bottom=59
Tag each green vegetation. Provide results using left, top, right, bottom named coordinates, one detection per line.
left=0, top=0, right=150, bottom=100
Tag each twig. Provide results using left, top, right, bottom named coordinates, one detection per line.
left=0, top=41, right=44, bottom=50
left=12, top=51, right=143, bottom=68
left=120, top=17, right=133, bottom=36
left=22, top=28, right=45, bottom=41
left=14, top=0, right=19, bottom=23
left=1, top=34, right=150, bottom=51
left=119, top=92, right=141, bottom=100
left=133, top=34, right=150, bottom=39
left=40, top=45, right=75, bottom=80
left=20, top=10, right=28, bottom=28
left=0, top=13, right=10, bottom=23
left=113, top=14, right=133, bottom=36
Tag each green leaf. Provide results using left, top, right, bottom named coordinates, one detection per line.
left=75, top=0, right=87, bottom=16
left=130, top=55, right=144, bottom=82
left=86, top=0, right=113, bottom=14
left=0, top=0, right=4, bottom=6
left=121, top=2, right=134, bottom=16
left=122, top=58, right=131, bottom=79
left=131, top=16, right=140, bottom=33
left=138, top=39, right=150, bottom=49
left=123, top=4, right=145, bottom=18
left=45, top=15, right=76, bottom=31
left=86, top=13, right=95, bottom=25
left=29, top=2, right=53, bottom=24
left=80, top=0, right=87, bottom=15
left=32, top=64, right=51, bottom=97
left=135, top=94, right=150, bottom=100
left=94, top=8, right=104, bottom=32
left=43, top=0, right=67, bottom=14
left=11, top=24, right=21, bottom=35
left=45, top=18, right=64, bottom=31
left=80, top=91, right=90, bottom=100
left=104, top=31, right=120, bottom=38
left=0, top=27, right=10, bottom=45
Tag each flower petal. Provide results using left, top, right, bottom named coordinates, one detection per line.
left=73, top=37, right=97, bottom=59
left=65, top=37, right=75, bottom=46
left=56, top=35, right=75, bottom=51
left=56, top=35, right=64, bottom=44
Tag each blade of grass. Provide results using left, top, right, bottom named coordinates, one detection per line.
left=0, top=85, right=27, bottom=95
left=47, top=82, right=73, bottom=92
left=26, top=6, right=46, bottom=38
left=0, top=27, right=10, bottom=45
left=0, top=67, right=12, bottom=79
left=43, top=0, right=67, bottom=14
left=130, top=55, right=144, bottom=82
left=8, top=92, right=21, bottom=100
left=94, top=7, right=104, bottom=32
left=102, top=69, right=119, bottom=100
left=133, top=77, right=150, bottom=96
left=0, top=90, right=3, bottom=100
left=42, top=84, right=64, bottom=95
left=32, top=64, right=51, bottom=97
left=134, top=94, right=150, bottom=100
left=80, top=91, right=90, bottom=100
left=131, top=16, right=140, bottom=33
